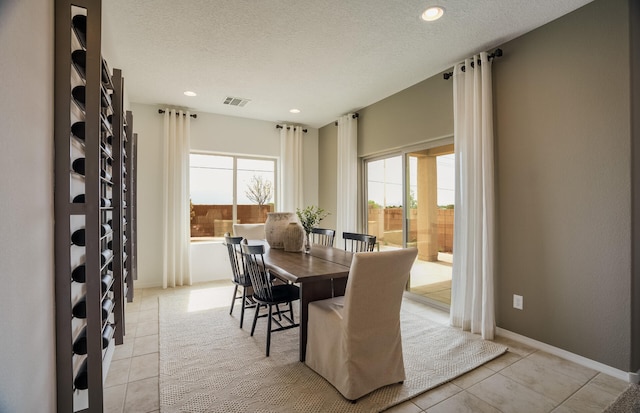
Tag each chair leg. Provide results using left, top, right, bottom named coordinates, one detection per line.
left=251, top=303, right=261, bottom=336
left=229, top=284, right=238, bottom=315
left=288, top=301, right=294, bottom=322
left=274, top=304, right=283, bottom=321
left=239, top=287, right=246, bottom=328
left=266, top=304, right=272, bottom=357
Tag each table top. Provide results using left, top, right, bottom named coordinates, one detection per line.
left=257, top=244, right=353, bottom=283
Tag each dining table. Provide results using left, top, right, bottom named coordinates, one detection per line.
left=248, top=242, right=354, bottom=362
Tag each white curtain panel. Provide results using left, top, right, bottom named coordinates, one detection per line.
left=162, top=109, right=191, bottom=288
left=279, top=124, right=304, bottom=213
left=336, top=114, right=358, bottom=247
left=449, top=52, right=496, bottom=339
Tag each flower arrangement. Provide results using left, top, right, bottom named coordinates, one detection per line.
left=296, top=206, right=329, bottom=235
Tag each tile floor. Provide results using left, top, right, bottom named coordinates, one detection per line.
left=409, top=279, right=452, bottom=306
left=403, top=250, right=453, bottom=306
left=103, top=280, right=629, bottom=413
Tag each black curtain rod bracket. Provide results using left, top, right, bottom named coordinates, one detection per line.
left=443, top=48, right=503, bottom=80
left=334, top=112, right=359, bottom=126
left=276, top=124, right=307, bottom=133
left=158, top=109, right=197, bottom=119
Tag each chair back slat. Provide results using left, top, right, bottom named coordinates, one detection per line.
left=311, top=228, right=335, bottom=247
left=224, top=234, right=246, bottom=284
left=342, top=232, right=376, bottom=252
left=241, top=243, right=273, bottom=302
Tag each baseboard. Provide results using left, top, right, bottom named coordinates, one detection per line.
left=496, top=327, right=632, bottom=383
left=131, top=278, right=230, bottom=291
left=132, top=280, right=163, bottom=289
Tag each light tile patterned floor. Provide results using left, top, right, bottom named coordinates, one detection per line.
left=103, top=281, right=628, bottom=413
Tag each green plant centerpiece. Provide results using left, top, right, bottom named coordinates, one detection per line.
left=296, top=206, right=329, bottom=253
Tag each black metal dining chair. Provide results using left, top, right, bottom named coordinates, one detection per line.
left=343, top=232, right=377, bottom=252
left=311, top=228, right=335, bottom=247
left=241, top=243, right=300, bottom=356
left=223, top=234, right=255, bottom=329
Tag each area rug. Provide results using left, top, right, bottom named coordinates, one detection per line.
left=603, top=383, right=640, bottom=413
left=159, top=294, right=507, bottom=413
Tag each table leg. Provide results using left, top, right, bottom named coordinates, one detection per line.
left=298, top=279, right=332, bottom=362
left=332, top=277, right=347, bottom=297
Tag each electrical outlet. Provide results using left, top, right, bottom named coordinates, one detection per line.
left=513, top=294, right=523, bottom=310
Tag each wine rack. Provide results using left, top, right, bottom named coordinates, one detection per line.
left=124, top=112, right=138, bottom=302
left=54, top=0, right=135, bottom=411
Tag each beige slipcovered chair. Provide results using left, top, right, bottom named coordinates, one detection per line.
left=233, top=223, right=265, bottom=240
left=305, top=248, right=418, bottom=401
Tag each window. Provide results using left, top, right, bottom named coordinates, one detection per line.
left=189, top=153, right=276, bottom=239
left=364, top=141, right=455, bottom=309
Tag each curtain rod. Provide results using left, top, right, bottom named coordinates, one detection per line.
left=158, top=109, right=197, bottom=118
left=276, top=125, right=308, bottom=133
left=334, top=112, right=359, bottom=126
left=443, top=48, right=503, bottom=80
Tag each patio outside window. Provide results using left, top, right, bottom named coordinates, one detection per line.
left=189, top=153, right=276, bottom=240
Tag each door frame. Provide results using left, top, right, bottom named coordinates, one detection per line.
left=361, top=136, right=454, bottom=238
left=361, top=136, right=454, bottom=310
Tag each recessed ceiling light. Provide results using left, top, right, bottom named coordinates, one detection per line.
left=421, top=6, right=444, bottom=21
left=289, top=109, right=301, bottom=114
left=184, top=91, right=197, bottom=97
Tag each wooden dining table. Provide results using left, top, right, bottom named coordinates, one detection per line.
left=248, top=242, right=353, bottom=362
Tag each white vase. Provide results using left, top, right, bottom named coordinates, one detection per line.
left=283, top=222, right=305, bottom=252
left=264, top=212, right=297, bottom=249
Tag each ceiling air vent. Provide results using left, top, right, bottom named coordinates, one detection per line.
left=223, top=96, right=251, bottom=107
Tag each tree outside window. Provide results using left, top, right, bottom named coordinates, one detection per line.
left=189, top=154, right=276, bottom=239
left=245, top=175, right=273, bottom=206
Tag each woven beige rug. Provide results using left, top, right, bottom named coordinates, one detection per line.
left=603, top=383, right=640, bottom=413
left=159, top=294, right=507, bottom=413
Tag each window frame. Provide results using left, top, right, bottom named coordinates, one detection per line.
left=189, top=151, right=278, bottom=242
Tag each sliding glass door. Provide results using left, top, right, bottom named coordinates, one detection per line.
left=405, top=145, right=454, bottom=308
left=366, top=156, right=404, bottom=250
left=365, top=142, right=454, bottom=308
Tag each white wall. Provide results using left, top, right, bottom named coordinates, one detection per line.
left=0, top=0, right=56, bottom=411
left=132, top=103, right=319, bottom=288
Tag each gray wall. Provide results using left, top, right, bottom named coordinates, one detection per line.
left=0, top=0, right=56, bottom=411
left=318, top=125, right=338, bottom=231
left=495, top=0, right=631, bottom=371
left=357, top=74, right=453, bottom=157
left=319, top=0, right=635, bottom=372
left=318, top=73, right=454, bottom=231
left=632, top=0, right=640, bottom=375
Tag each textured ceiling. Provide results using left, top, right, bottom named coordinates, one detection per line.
left=101, top=0, right=593, bottom=129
